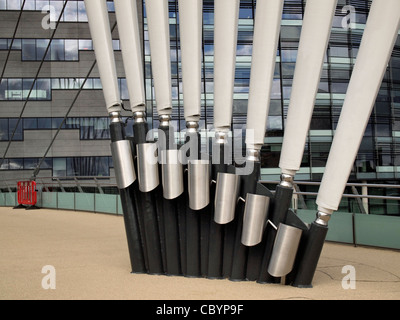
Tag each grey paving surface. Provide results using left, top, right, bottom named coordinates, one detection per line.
left=1, top=207, right=399, bottom=300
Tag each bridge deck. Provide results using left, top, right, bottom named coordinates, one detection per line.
left=0, top=207, right=399, bottom=300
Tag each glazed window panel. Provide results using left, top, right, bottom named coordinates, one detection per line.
left=24, top=0, right=35, bottom=10
left=78, top=39, right=92, bottom=50
left=36, top=78, right=51, bottom=100
left=7, top=78, right=22, bottom=100
left=22, top=78, right=36, bottom=100
left=0, top=79, right=7, bottom=100
left=8, top=118, right=23, bottom=140
left=281, top=50, right=298, bottom=62
left=36, top=0, right=49, bottom=11
left=65, top=39, right=79, bottom=61
left=51, top=117, right=65, bottom=129
left=239, top=3, right=253, bottom=19
left=9, top=158, right=23, bottom=170
left=37, top=118, right=51, bottom=129
left=7, top=0, right=20, bottom=10
left=67, top=157, right=80, bottom=176
left=36, top=39, right=50, bottom=61
left=0, top=118, right=8, bottom=140
left=22, top=39, right=36, bottom=60
left=39, top=158, right=52, bottom=169
left=50, top=39, right=65, bottom=61
left=23, top=118, right=38, bottom=129
left=77, top=1, right=87, bottom=21
left=63, top=0, right=77, bottom=22
left=93, top=118, right=110, bottom=140
left=24, top=158, right=38, bottom=169
left=53, top=158, right=66, bottom=177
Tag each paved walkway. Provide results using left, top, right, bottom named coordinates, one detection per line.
left=0, top=207, right=399, bottom=300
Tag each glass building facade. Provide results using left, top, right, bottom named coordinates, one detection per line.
left=0, top=0, right=399, bottom=213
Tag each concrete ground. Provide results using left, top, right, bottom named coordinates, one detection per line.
left=0, top=207, right=399, bottom=300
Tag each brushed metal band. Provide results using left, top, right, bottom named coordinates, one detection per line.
left=246, top=149, right=260, bottom=162
left=137, top=143, right=159, bottom=192
left=109, top=111, right=122, bottom=123
left=188, top=159, right=210, bottom=210
left=214, top=172, right=241, bottom=224
left=268, top=223, right=302, bottom=277
left=315, top=211, right=332, bottom=226
left=186, top=121, right=199, bottom=133
left=159, top=114, right=171, bottom=127
left=133, top=111, right=146, bottom=123
left=241, top=193, right=270, bottom=246
left=280, top=173, right=294, bottom=188
left=111, top=140, right=136, bottom=189
left=161, top=149, right=184, bottom=199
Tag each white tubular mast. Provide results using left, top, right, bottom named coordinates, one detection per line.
left=316, top=0, right=400, bottom=217
left=178, top=0, right=202, bottom=123
left=213, top=0, right=240, bottom=132
left=279, top=0, right=337, bottom=176
left=114, top=0, right=145, bottom=113
left=84, top=0, right=121, bottom=114
left=145, top=0, right=172, bottom=117
left=246, top=0, right=284, bottom=152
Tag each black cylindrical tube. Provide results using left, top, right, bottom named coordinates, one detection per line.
left=110, top=121, right=146, bottom=273
left=184, top=131, right=201, bottom=277
left=157, top=125, right=182, bottom=276
left=110, top=121, right=125, bottom=142
left=256, top=225, right=278, bottom=284
left=120, top=183, right=146, bottom=273
left=207, top=143, right=226, bottom=279
left=291, top=221, right=328, bottom=288
left=133, top=120, right=148, bottom=145
left=133, top=121, right=164, bottom=275
left=162, top=197, right=182, bottom=275
left=229, top=162, right=260, bottom=281
left=257, top=184, right=293, bottom=283
left=200, top=187, right=212, bottom=277
left=271, top=184, right=293, bottom=224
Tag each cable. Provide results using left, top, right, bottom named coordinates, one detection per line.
left=31, top=21, right=119, bottom=180
left=0, top=0, right=69, bottom=169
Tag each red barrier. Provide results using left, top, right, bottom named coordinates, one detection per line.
left=17, top=181, right=37, bottom=206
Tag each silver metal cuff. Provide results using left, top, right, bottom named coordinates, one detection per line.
left=109, top=111, right=122, bottom=123
left=246, top=149, right=260, bottom=162
left=159, top=114, right=171, bottom=127
left=315, top=211, right=332, bottom=226
left=137, top=143, right=159, bottom=192
left=161, top=149, right=184, bottom=199
left=268, top=223, right=303, bottom=277
left=111, top=140, right=136, bottom=189
left=215, top=130, right=228, bottom=144
left=133, top=111, right=146, bottom=123
left=241, top=193, right=270, bottom=246
left=280, top=173, right=294, bottom=188
left=186, top=121, right=199, bottom=133
left=188, top=159, right=210, bottom=210
left=214, top=172, right=241, bottom=224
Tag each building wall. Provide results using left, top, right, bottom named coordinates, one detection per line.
left=0, top=0, right=399, bottom=190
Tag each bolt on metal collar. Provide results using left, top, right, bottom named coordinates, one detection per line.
left=133, top=111, right=146, bottom=123
left=246, top=149, right=260, bottom=162
left=315, top=211, right=331, bottom=226
left=159, top=114, right=171, bottom=127
left=215, top=130, right=228, bottom=144
left=280, top=173, right=294, bottom=188
left=186, top=121, right=199, bottom=133
left=109, top=111, right=122, bottom=123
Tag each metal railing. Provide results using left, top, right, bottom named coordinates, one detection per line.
left=261, top=179, right=400, bottom=215
left=1, top=176, right=399, bottom=215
